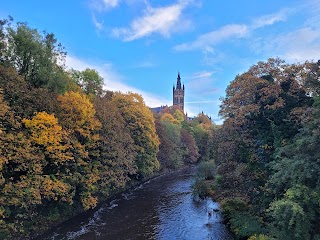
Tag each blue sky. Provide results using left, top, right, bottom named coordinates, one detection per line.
left=1, top=0, right=320, bottom=123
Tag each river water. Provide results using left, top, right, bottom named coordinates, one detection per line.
left=38, top=167, right=233, bottom=240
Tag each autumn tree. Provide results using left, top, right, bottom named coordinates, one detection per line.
left=112, top=92, right=160, bottom=177
left=23, top=112, right=73, bottom=173
left=180, top=128, right=199, bottom=164
left=0, top=66, right=60, bottom=119
left=93, top=95, right=137, bottom=198
left=160, top=112, right=180, bottom=124
left=57, top=91, right=101, bottom=210
left=206, top=58, right=313, bottom=238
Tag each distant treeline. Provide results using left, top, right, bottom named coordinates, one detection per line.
left=0, top=18, right=213, bottom=239
left=194, top=57, right=320, bottom=239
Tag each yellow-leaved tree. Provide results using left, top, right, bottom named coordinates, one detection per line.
left=160, top=113, right=180, bottom=124
left=22, top=111, right=74, bottom=204
left=57, top=91, right=101, bottom=210
left=112, top=92, right=160, bottom=177
left=23, top=112, right=73, bottom=166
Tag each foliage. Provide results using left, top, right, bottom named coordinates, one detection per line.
left=1, top=19, right=68, bottom=93
left=160, top=112, right=180, bottom=124
left=0, top=65, right=59, bottom=119
left=196, top=160, right=216, bottom=180
left=70, top=68, right=103, bottom=95
left=4, top=16, right=320, bottom=240
left=180, top=128, right=199, bottom=164
left=112, top=92, right=160, bottom=177
left=248, top=234, right=273, bottom=240
left=192, top=161, right=216, bottom=198
left=161, top=121, right=183, bottom=169
left=155, top=109, right=200, bottom=170
left=229, top=213, right=266, bottom=239
left=0, top=17, right=203, bottom=239
left=190, top=113, right=214, bottom=161
left=201, top=58, right=319, bottom=239
left=93, top=95, right=137, bottom=198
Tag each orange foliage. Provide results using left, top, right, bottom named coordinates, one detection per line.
left=23, top=111, right=73, bottom=164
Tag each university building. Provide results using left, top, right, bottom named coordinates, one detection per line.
left=150, top=72, right=185, bottom=114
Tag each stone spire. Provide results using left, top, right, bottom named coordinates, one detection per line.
left=176, top=72, right=182, bottom=89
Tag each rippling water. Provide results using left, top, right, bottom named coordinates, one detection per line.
left=38, top=167, right=233, bottom=240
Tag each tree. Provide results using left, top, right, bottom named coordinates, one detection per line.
left=160, top=112, right=179, bottom=124
left=70, top=68, right=103, bottom=95
left=266, top=97, right=320, bottom=238
left=161, top=121, right=183, bottom=169
left=112, top=92, right=160, bottom=177
left=208, top=58, right=313, bottom=239
left=57, top=91, right=101, bottom=209
left=181, top=128, right=199, bottom=164
left=57, top=91, right=101, bottom=140
left=23, top=112, right=73, bottom=172
left=1, top=20, right=68, bottom=93
left=93, top=95, right=137, bottom=198
left=173, top=109, right=185, bottom=123
left=0, top=65, right=60, bottom=119
left=304, top=60, right=320, bottom=96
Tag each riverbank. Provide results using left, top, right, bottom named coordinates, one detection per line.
left=36, top=166, right=232, bottom=240
left=32, top=165, right=193, bottom=239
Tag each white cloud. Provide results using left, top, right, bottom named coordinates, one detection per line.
left=190, top=71, right=214, bottom=79
left=184, top=70, right=221, bottom=98
left=174, top=24, right=248, bottom=51
left=90, top=0, right=121, bottom=11
left=65, top=55, right=169, bottom=107
left=111, top=1, right=192, bottom=41
left=174, top=9, right=290, bottom=52
left=251, top=9, right=290, bottom=29
left=253, top=27, right=320, bottom=62
left=92, top=15, right=104, bottom=31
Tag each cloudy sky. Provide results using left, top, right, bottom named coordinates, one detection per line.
left=1, top=0, right=320, bottom=123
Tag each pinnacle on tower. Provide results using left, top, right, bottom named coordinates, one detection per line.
left=176, top=72, right=182, bottom=89
left=173, top=72, right=185, bottom=112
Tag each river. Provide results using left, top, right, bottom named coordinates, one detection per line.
left=38, top=167, right=233, bottom=240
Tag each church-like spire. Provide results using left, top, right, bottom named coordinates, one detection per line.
left=176, top=72, right=182, bottom=89
left=173, top=71, right=185, bottom=112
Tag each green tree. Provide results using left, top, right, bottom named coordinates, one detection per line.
left=1, top=20, right=68, bottom=93
left=266, top=97, right=320, bottom=239
left=70, top=68, right=103, bottom=95
left=161, top=121, right=183, bottom=169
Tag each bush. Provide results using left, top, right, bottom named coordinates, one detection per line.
left=248, top=234, right=273, bottom=240
left=196, top=160, right=216, bottom=180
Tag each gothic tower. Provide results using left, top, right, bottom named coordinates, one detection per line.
left=173, top=72, right=185, bottom=112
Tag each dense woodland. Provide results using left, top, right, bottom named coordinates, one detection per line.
left=0, top=18, right=213, bottom=239
left=195, top=58, right=320, bottom=239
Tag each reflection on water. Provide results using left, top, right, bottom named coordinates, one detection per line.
left=38, top=168, right=233, bottom=240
